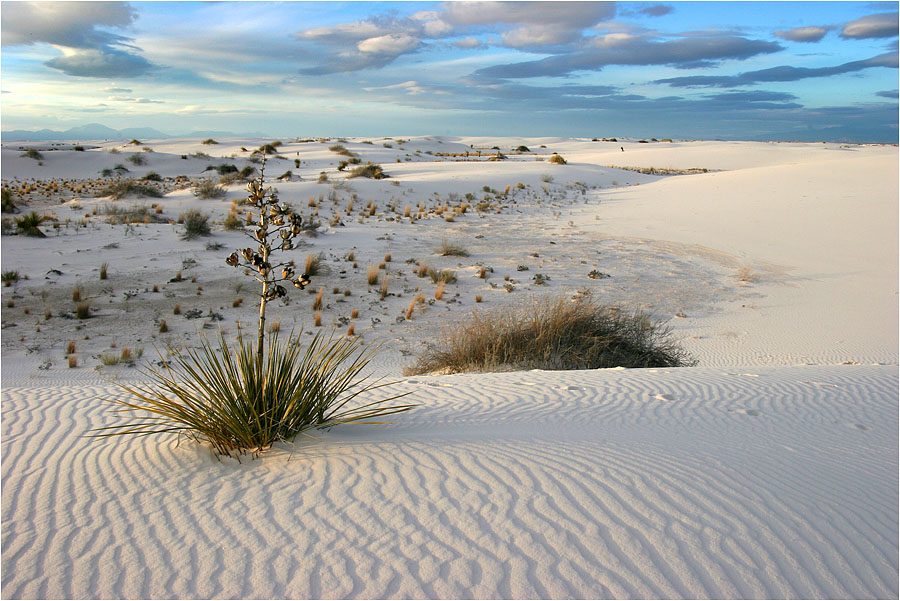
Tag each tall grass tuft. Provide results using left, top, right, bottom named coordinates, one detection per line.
left=407, top=294, right=695, bottom=375
left=92, top=331, right=413, bottom=458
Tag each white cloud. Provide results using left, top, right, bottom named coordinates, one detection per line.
left=453, top=37, right=485, bottom=49
left=357, top=33, right=420, bottom=56
left=775, top=26, right=830, bottom=43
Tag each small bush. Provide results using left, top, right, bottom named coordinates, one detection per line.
left=548, top=154, right=567, bottom=165
left=2, top=189, right=16, bottom=213
left=127, top=153, right=147, bottom=166
left=21, top=148, right=43, bottom=161
left=2, top=270, right=20, bottom=286
left=407, top=295, right=695, bottom=375
left=142, top=171, right=163, bottom=182
left=91, top=331, right=414, bottom=458
left=366, top=265, right=380, bottom=285
left=75, top=303, right=91, bottom=320
left=201, top=139, right=219, bottom=145
left=193, top=178, right=226, bottom=199
left=347, top=162, right=388, bottom=179
left=428, top=268, right=456, bottom=284
left=15, top=211, right=48, bottom=237
left=180, top=210, right=211, bottom=239
left=437, top=239, right=469, bottom=257
left=99, top=179, right=163, bottom=200
left=305, top=253, right=324, bottom=276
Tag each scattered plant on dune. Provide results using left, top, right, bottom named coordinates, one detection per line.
left=427, top=268, right=457, bottom=284
left=437, top=239, right=469, bottom=257
left=180, top=210, right=211, bottom=239
left=93, top=159, right=412, bottom=458
left=548, top=154, right=567, bottom=165
left=15, top=211, right=49, bottom=237
left=406, top=293, right=695, bottom=375
left=347, top=162, right=388, bottom=179
left=2, top=270, right=20, bottom=287
left=92, top=331, right=413, bottom=458
left=1, top=188, right=16, bottom=213
left=193, top=178, right=226, bottom=199
left=20, top=148, right=43, bottom=161
left=99, top=179, right=163, bottom=200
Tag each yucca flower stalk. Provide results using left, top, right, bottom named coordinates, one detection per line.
left=224, top=158, right=311, bottom=361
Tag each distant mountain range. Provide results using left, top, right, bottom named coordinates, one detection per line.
left=1, top=122, right=269, bottom=141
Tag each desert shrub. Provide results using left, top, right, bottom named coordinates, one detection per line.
left=305, top=253, right=324, bottom=276
left=129, top=139, right=142, bottom=145
left=142, top=171, right=163, bottom=181
left=193, top=178, right=226, bottom=199
left=215, top=164, right=238, bottom=175
left=91, top=330, right=413, bottom=458
left=516, top=145, right=530, bottom=152
left=21, top=148, right=43, bottom=161
left=15, top=211, right=48, bottom=237
left=127, top=153, right=147, bottom=166
left=102, top=204, right=165, bottom=224
left=1, top=189, right=16, bottom=213
left=256, top=143, right=279, bottom=155
left=548, top=154, right=567, bottom=165
left=427, top=268, right=456, bottom=284
left=437, top=239, right=469, bottom=257
left=99, top=179, right=163, bottom=200
left=2, top=270, right=20, bottom=286
left=73, top=145, right=85, bottom=152
left=202, top=138, right=219, bottom=145
left=223, top=210, right=242, bottom=230
left=347, top=162, right=387, bottom=179
left=180, top=210, right=211, bottom=239
left=407, top=295, right=695, bottom=375
left=540, top=174, right=554, bottom=183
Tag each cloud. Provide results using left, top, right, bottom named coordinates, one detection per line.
left=2, top=1, right=155, bottom=78
left=45, top=47, right=154, bottom=78
left=443, top=1, right=616, bottom=51
left=640, top=5, right=674, bottom=17
left=875, top=89, right=898, bottom=98
left=441, top=1, right=615, bottom=28
left=775, top=26, right=830, bottom=42
left=100, top=86, right=133, bottom=94
left=656, top=51, right=899, bottom=88
left=475, top=35, right=782, bottom=79
left=1, top=1, right=137, bottom=48
left=357, top=33, right=420, bottom=55
left=840, top=12, right=899, bottom=39
left=107, top=96, right=164, bottom=104
left=453, top=37, right=485, bottom=49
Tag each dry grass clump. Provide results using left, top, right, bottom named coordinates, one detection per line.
left=428, top=268, right=456, bottom=284
left=437, top=239, right=469, bottom=257
left=548, top=154, right=567, bottom=165
left=99, top=179, right=163, bottom=200
left=366, top=265, right=380, bottom=285
left=193, top=178, right=227, bottom=199
left=407, top=294, right=695, bottom=375
left=347, top=162, right=388, bottom=179
left=180, top=210, right=211, bottom=239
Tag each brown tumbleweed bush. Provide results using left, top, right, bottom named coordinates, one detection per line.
left=407, top=293, right=695, bottom=375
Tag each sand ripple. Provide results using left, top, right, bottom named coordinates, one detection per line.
left=2, top=365, right=897, bottom=599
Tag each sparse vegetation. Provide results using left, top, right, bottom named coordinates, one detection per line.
left=15, top=211, right=49, bottom=237
left=437, top=239, right=469, bottom=257
left=193, top=178, right=226, bottom=199
left=347, top=162, right=388, bottom=179
left=2, top=270, right=20, bottom=286
left=99, top=179, right=163, bottom=200
left=549, top=154, right=567, bottom=165
left=92, top=331, right=414, bottom=458
left=407, top=294, right=695, bottom=375
left=21, top=148, right=43, bottom=161
left=180, top=210, right=211, bottom=239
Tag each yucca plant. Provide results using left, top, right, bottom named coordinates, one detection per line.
left=93, top=330, right=413, bottom=457
left=94, top=159, right=414, bottom=457
left=15, top=211, right=48, bottom=237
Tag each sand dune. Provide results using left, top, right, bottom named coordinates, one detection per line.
left=2, top=137, right=897, bottom=598
left=2, top=365, right=896, bottom=599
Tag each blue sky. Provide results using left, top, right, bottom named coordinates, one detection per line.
left=1, top=1, right=897, bottom=141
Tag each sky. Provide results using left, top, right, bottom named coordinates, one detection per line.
left=1, top=1, right=898, bottom=142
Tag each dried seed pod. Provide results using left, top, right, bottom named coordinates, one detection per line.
left=280, top=229, right=290, bottom=239
left=226, top=252, right=239, bottom=266
left=281, top=239, right=293, bottom=250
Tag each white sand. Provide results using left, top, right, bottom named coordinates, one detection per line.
left=2, top=136, right=897, bottom=598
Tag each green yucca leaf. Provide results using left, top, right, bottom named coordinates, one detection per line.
left=91, top=330, right=414, bottom=458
